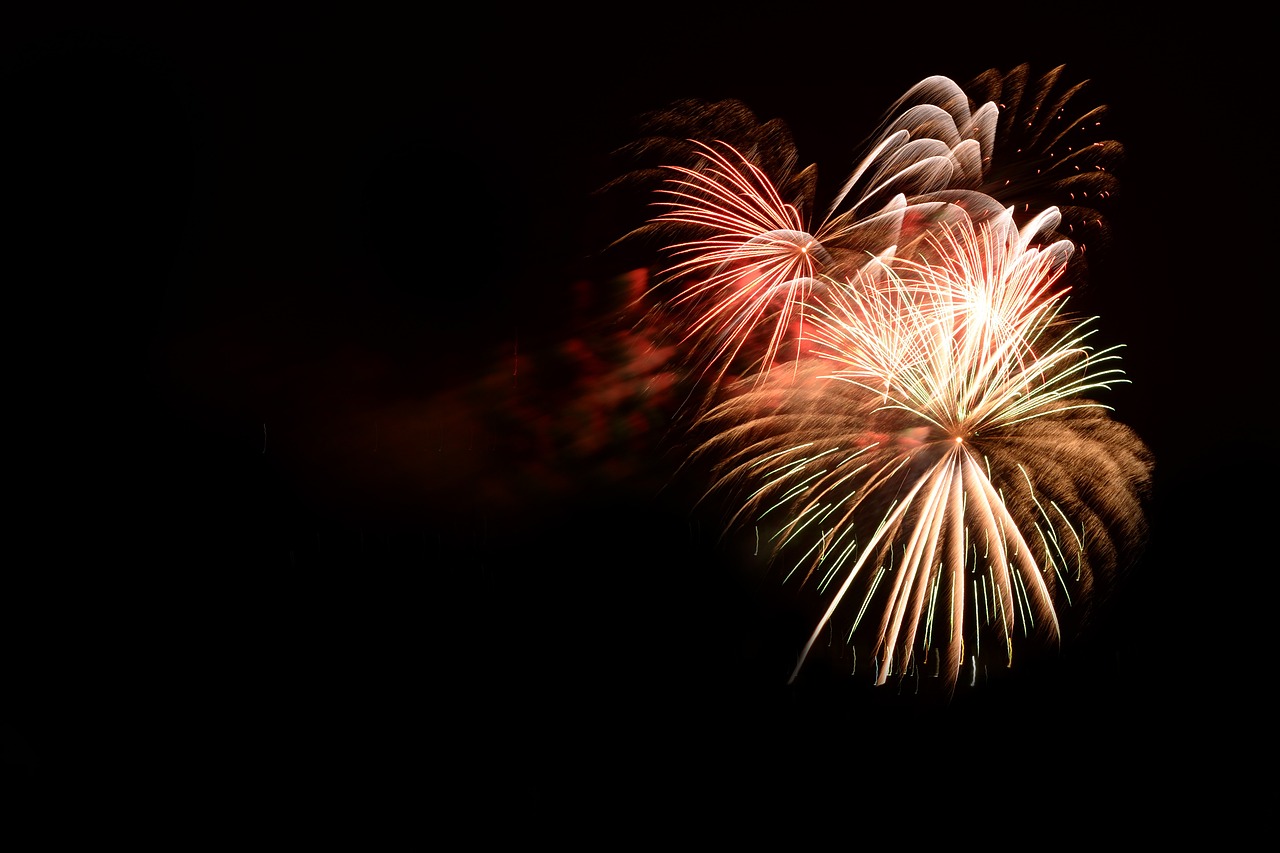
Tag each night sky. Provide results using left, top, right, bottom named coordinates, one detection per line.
left=4, top=6, right=1263, bottom=818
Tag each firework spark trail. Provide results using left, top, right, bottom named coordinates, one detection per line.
left=602, top=66, right=1152, bottom=693
left=652, top=141, right=830, bottom=389
left=964, top=64, right=1122, bottom=254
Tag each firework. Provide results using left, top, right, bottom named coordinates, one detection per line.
left=689, top=209, right=1151, bottom=690
left=605, top=66, right=1152, bottom=692
left=605, top=66, right=1112, bottom=411
left=963, top=63, right=1122, bottom=260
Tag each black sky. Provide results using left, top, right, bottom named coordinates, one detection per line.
left=4, top=6, right=1265, bottom=819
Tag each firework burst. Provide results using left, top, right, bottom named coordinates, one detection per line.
left=689, top=209, right=1151, bottom=691
left=602, top=65, right=1152, bottom=694
left=604, top=65, right=1113, bottom=412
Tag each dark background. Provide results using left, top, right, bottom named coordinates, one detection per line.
left=3, top=5, right=1264, bottom=817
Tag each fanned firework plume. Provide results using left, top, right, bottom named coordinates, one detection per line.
left=601, top=64, right=1152, bottom=695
